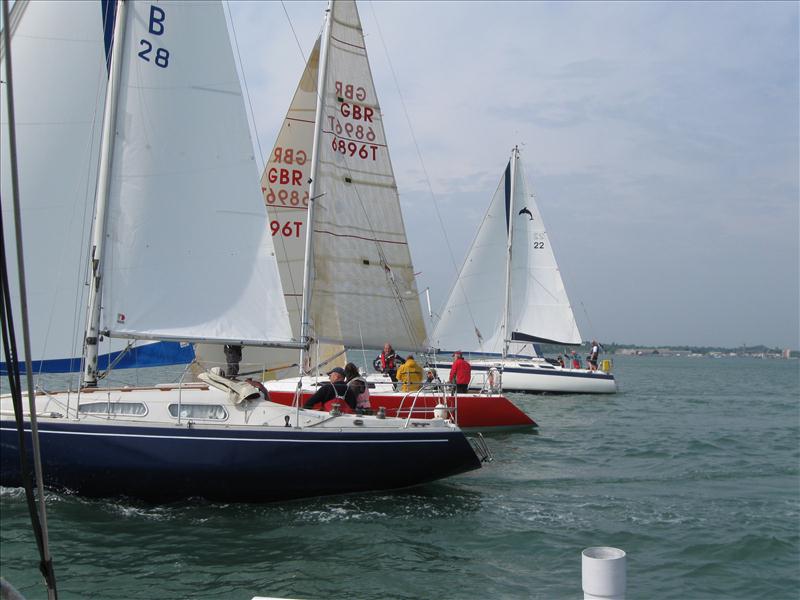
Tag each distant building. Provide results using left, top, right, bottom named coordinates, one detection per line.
left=783, top=348, right=792, bottom=359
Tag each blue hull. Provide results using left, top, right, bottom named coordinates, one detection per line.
left=0, top=421, right=481, bottom=502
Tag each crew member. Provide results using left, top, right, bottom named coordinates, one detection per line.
left=449, top=351, right=472, bottom=393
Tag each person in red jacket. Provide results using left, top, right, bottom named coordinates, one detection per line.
left=449, top=351, right=472, bottom=393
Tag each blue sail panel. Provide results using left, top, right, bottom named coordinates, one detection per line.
left=0, top=341, right=195, bottom=375
left=101, top=0, right=117, bottom=71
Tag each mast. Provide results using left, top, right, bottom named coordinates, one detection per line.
left=501, top=145, right=518, bottom=360
left=297, top=0, right=334, bottom=376
left=82, top=0, right=127, bottom=387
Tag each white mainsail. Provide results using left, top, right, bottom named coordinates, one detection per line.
left=1, top=1, right=199, bottom=373
left=97, top=1, right=294, bottom=346
left=509, top=157, right=581, bottom=348
left=304, top=0, right=426, bottom=351
left=430, top=149, right=581, bottom=357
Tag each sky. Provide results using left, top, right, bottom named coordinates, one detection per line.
left=227, top=0, right=799, bottom=349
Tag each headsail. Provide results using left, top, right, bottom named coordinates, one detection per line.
left=304, top=0, right=427, bottom=351
left=430, top=150, right=581, bottom=356
left=98, top=1, right=294, bottom=347
left=193, top=37, right=342, bottom=376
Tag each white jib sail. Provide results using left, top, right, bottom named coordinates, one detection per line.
left=430, top=151, right=581, bottom=356
left=194, top=37, right=344, bottom=376
left=99, top=1, right=293, bottom=346
left=306, top=0, right=427, bottom=351
left=1, top=0, right=108, bottom=368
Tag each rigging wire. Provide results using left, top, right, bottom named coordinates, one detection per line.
left=224, top=0, right=266, bottom=172
left=580, top=300, right=594, bottom=344
left=366, top=0, right=481, bottom=349
left=281, top=0, right=308, bottom=63
left=1, top=0, right=57, bottom=594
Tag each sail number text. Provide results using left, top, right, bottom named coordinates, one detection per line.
left=264, top=187, right=309, bottom=207
left=330, top=137, right=379, bottom=160
left=265, top=146, right=309, bottom=207
left=327, top=117, right=376, bottom=142
left=271, top=220, right=303, bottom=238
left=329, top=80, right=380, bottom=161
left=138, top=6, right=170, bottom=69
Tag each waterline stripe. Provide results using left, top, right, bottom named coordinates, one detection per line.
left=1, top=427, right=449, bottom=444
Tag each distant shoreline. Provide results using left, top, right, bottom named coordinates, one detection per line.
left=537, top=343, right=798, bottom=359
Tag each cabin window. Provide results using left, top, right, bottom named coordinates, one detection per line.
left=168, top=404, right=228, bottom=421
left=78, top=402, right=147, bottom=416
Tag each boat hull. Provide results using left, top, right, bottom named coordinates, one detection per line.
left=0, top=419, right=481, bottom=502
left=431, top=360, right=618, bottom=394
left=264, top=388, right=537, bottom=431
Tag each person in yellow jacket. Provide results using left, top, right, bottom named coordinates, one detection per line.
left=395, top=355, right=423, bottom=392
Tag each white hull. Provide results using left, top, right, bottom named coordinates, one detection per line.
left=431, top=359, right=617, bottom=394
left=0, top=382, right=457, bottom=432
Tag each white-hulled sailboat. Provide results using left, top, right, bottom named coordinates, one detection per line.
left=429, top=147, right=617, bottom=394
left=194, top=0, right=537, bottom=429
left=0, top=0, right=487, bottom=503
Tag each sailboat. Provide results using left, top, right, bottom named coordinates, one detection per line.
left=429, top=147, right=617, bottom=394
left=0, top=0, right=487, bottom=502
left=194, top=0, right=537, bottom=429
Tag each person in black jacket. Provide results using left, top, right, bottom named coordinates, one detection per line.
left=303, top=367, right=357, bottom=411
left=372, top=343, right=405, bottom=382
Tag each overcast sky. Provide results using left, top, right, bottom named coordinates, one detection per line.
left=227, top=0, right=799, bottom=349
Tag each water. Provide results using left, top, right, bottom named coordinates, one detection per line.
left=2, top=356, right=798, bottom=599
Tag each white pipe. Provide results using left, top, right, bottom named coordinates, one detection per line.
left=582, top=546, right=626, bottom=600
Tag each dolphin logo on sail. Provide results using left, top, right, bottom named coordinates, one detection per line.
left=518, top=207, right=533, bottom=221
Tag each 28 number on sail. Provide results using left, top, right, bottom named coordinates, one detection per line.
left=138, top=5, right=170, bottom=68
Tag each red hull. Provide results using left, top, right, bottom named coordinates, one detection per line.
left=267, top=390, right=536, bottom=430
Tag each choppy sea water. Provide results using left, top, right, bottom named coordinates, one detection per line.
left=1, top=356, right=798, bottom=599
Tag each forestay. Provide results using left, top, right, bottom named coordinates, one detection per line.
left=99, top=1, right=293, bottom=346
left=430, top=150, right=581, bottom=357
left=305, top=0, right=426, bottom=350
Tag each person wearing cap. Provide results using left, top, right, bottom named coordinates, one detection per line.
left=449, top=351, right=472, bottom=393
left=302, top=366, right=357, bottom=412
left=395, top=354, right=424, bottom=392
